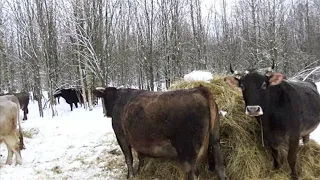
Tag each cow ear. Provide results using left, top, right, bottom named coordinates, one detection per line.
left=269, top=73, right=285, bottom=86
left=224, top=76, right=239, bottom=87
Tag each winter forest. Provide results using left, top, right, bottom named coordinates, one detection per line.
left=0, top=0, right=320, bottom=113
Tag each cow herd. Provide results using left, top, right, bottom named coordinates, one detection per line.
left=1, top=63, right=320, bottom=180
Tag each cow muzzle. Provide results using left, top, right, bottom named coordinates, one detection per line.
left=245, top=106, right=263, bottom=116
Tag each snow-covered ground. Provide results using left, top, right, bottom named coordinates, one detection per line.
left=0, top=79, right=320, bottom=180
left=0, top=99, right=126, bottom=180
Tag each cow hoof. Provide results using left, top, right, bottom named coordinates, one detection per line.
left=273, top=162, right=280, bottom=170
left=5, top=161, right=12, bottom=165
left=208, top=165, right=214, bottom=172
left=126, top=172, right=135, bottom=179
left=291, top=175, right=298, bottom=180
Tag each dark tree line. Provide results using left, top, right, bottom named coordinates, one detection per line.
left=0, top=0, right=319, bottom=116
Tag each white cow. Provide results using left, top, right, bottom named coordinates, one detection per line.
left=0, top=95, right=25, bottom=165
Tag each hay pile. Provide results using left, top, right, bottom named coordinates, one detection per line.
left=134, top=76, right=320, bottom=180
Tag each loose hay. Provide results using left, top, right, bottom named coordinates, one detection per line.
left=133, top=76, right=320, bottom=180
left=22, top=127, right=40, bottom=138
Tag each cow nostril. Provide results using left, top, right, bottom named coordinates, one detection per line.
left=256, top=106, right=261, bottom=112
left=246, top=106, right=250, bottom=112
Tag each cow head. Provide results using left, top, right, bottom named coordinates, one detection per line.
left=93, top=87, right=118, bottom=117
left=225, top=61, right=286, bottom=116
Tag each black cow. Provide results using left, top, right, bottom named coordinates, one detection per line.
left=225, top=63, right=320, bottom=180
left=54, top=88, right=83, bottom=111
left=93, top=86, right=226, bottom=180
left=0, top=92, right=30, bottom=120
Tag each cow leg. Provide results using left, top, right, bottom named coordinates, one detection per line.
left=181, top=161, right=197, bottom=180
left=288, top=136, right=299, bottom=180
left=270, top=146, right=280, bottom=170
left=175, top=139, right=197, bottom=180
left=74, top=103, right=78, bottom=108
left=115, top=136, right=135, bottom=179
left=70, top=103, right=73, bottom=111
left=302, top=135, right=310, bottom=145
left=207, top=122, right=226, bottom=180
left=136, top=153, right=145, bottom=174
left=209, top=135, right=226, bottom=180
left=23, top=110, right=27, bottom=120
left=4, top=135, right=22, bottom=165
left=5, top=144, right=13, bottom=165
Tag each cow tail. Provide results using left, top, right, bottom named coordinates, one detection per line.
left=198, top=85, right=222, bottom=172
left=17, top=104, right=25, bottom=150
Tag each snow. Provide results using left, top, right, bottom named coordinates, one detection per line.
left=0, top=79, right=320, bottom=180
left=184, top=70, right=213, bottom=82
left=0, top=99, right=125, bottom=180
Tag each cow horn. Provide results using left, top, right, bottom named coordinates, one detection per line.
left=229, top=63, right=235, bottom=74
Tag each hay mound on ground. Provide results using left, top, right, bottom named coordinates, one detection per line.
left=134, top=76, right=320, bottom=180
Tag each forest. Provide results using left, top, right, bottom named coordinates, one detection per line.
left=0, top=0, right=319, bottom=115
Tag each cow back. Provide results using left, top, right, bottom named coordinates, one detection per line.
left=286, top=81, right=320, bottom=133
left=266, top=80, right=320, bottom=139
left=0, top=95, right=20, bottom=108
left=0, top=101, right=19, bottom=136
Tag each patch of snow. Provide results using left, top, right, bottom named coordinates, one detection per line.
left=219, top=110, right=227, bottom=117
left=183, top=70, right=213, bottom=82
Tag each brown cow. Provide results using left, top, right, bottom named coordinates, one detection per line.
left=93, top=85, right=226, bottom=180
left=12, top=92, right=30, bottom=121
left=0, top=96, right=24, bottom=165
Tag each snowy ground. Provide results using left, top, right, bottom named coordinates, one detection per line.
left=0, top=99, right=126, bottom=180
left=0, top=80, right=320, bottom=180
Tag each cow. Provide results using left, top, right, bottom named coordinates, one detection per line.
left=93, top=86, right=226, bottom=180
left=12, top=92, right=30, bottom=121
left=0, top=92, right=30, bottom=121
left=0, top=95, right=25, bottom=165
left=54, top=88, right=84, bottom=111
left=224, top=62, right=320, bottom=180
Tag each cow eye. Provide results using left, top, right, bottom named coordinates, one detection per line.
left=261, top=82, right=267, bottom=89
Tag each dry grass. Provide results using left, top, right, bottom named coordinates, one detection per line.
left=22, top=127, right=39, bottom=138
left=133, top=76, right=320, bottom=180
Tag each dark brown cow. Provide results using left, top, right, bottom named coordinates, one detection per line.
left=225, top=63, right=320, bottom=180
left=54, top=88, right=84, bottom=111
left=0, top=95, right=25, bottom=165
left=93, top=86, right=226, bottom=180
left=12, top=92, right=30, bottom=121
